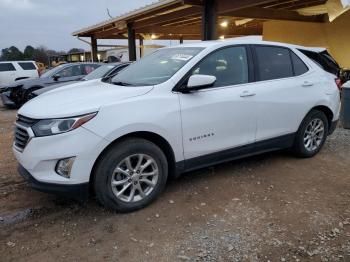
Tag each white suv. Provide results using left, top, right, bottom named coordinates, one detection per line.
left=13, top=40, right=341, bottom=212
left=0, top=61, right=39, bottom=88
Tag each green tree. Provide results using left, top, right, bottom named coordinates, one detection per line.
left=23, top=45, right=35, bottom=60
left=1, top=46, right=23, bottom=61
left=32, top=46, right=48, bottom=64
left=68, top=48, right=84, bottom=54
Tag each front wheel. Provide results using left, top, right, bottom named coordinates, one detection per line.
left=293, top=110, right=329, bottom=158
left=94, top=138, right=168, bottom=212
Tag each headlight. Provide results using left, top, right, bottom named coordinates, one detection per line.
left=32, top=112, right=97, bottom=137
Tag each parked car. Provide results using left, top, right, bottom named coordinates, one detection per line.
left=340, top=68, right=350, bottom=83
left=27, top=62, right=131, bottom=101
left=0, top=61, right=39, bottom=89
left=1, top=62, right=101, bottom=108
left=14, top=40, right=341, bottom=212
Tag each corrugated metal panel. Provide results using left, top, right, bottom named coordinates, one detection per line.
left=72, top=0, right=181, bottom=36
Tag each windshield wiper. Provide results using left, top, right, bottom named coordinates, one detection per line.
left=111, top=81, right=132, bottom=86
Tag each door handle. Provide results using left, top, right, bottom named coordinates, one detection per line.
left=240, top=90, right=256, bottom=97
left=302, top=81, right=314, bottom=87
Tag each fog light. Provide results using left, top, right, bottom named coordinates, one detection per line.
left=55, top=157, right=75, bottom=178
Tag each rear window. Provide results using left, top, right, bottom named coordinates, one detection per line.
left=298, top=49, right=340, bottom=76
left=0, top=63, right=16, bottom=72
left=291, top=52, right=309, bottom=76
left=18, top=62, right=36, bottom=70
left=255, top=46, right=294, bottom=81
left=82, top=64, right=100, bottom=75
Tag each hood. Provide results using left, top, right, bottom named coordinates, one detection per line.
left=19, top=79, right=153, bottom=119
left=33, top=80, right=81, bottom=96
left=6, top=77, right=45, bottom=89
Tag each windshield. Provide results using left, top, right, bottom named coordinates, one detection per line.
left=111, top=47, right=204, bottom=86
left=40, top=65, right=66, bottom=78
left=83, top=64, right=116, bottom=80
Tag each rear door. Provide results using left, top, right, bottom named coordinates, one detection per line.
left=53, top=64, right=85, bottom=84
left=0, top=63, right=17, bottom=85
left=17, top=62, right=39, bottom=79
left=251, top=45, right=318, bottom=142
left=179, top=46, right=257, bottom=162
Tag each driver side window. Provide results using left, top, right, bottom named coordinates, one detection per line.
left=191, top=46, right=249, bottom=88
left=56, top=65, right=82, bottom=78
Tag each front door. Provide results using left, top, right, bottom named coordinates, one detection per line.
left=178, top=46, right=257, bottom=163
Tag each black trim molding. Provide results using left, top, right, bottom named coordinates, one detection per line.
left=177, top=133, right=295, bottom=173
left=18, top=164, right=89, bottom=201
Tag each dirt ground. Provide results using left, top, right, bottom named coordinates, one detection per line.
left=0, top=101, right=349, bottom=262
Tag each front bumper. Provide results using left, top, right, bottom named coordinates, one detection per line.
left=18, top=164, right=89, bottom=200
left=1, top=91, right=16, bottom=107
left=13, top=125, right=109, bottom=186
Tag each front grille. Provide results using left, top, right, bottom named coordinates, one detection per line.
left=14, top=115, right=38, bottom=151
left=14, top=126, right=30, bottom=150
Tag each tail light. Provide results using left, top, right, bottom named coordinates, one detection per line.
left=335, top=78, right=342, bottom=91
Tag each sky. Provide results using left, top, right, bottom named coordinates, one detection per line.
left=0, top=0, right=158, bottom=52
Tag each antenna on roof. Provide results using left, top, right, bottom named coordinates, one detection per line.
left=106, top=8, right=113, bottom=18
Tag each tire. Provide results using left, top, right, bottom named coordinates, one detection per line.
left=293, top=110, right=329, bottom=158
left=94, top=138, right=168, bottom=212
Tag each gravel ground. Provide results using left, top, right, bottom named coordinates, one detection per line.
left=0, top=101, right=349, bottom=261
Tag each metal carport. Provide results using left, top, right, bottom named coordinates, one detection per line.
left=72, top=0, right=350, bottom=67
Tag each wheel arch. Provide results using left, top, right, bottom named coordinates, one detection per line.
left=89, top=131, right=178, bottom=192
left=310, top=105, right=334, bottom=127
left=23, top=85, right=43, bottom=96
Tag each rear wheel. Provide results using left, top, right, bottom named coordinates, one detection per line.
left=293, top=110, right=329, bottom=158
left=94, top=138, right=168, bottom=212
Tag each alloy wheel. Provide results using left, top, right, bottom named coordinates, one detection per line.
left=111, top=154, right=159, bottom=203
left=303, top=118, right=325, bottom=152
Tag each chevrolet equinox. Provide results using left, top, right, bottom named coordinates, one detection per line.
left=14, top=40, right=341, bottom=212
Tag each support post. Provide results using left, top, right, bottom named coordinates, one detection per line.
left=127, top=23, right=137, bottom=61
left=202, top=0, right=218, bottom=40
left=91, top=36, right=98, bottom=62
left=139, top=36, right=144, bottom=58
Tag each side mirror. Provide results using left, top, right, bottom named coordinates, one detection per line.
left=102, top=72, right=119, bottom=83
left=53, top=74, right=60, bottom=81
left=186, top=74, right=216, bottom=92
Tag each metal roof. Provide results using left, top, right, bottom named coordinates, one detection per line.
left=72, top=0, right=181, bottom=36
left=72, top=0, right=329, bottom=40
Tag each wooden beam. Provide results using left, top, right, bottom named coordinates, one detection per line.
left=139, top=36, right=144, bottom=58
left=202, top=0, right=218, bottom=40
left=284, top=0, right=327, bottom=10
left=127, top=23, right=137, bottom=61
left=136, top=24, right=262, bottom=36
left=125, top=2, right=186, bottom=23
left=133, top=7, right=201, bottom=29
left=91, top=36, right=98, bottom=62
left=217, top=0, right=276, bottom=12
left=180, top=35, right=184, bottom=44
left=224, top=7, right=325, bottom=22
left=182, top=0, right=203, bottom=6
left=95, top=29, right=123, bottom=38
